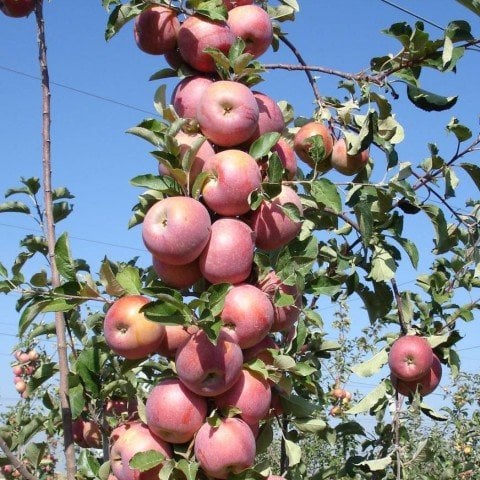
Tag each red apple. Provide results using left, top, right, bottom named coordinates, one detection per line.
left=215, top=369, right=272, bottom=425
left=201, top=149, right=262, bottom=216
left=72, top=418, right=102, bottom=449
left=133, top=6, right=180, bottom=55
left=18, top=352, right=30, bottom=364
left=227, top=5, right=273, bottom=59
left=105, top=398, right=138, bottom=420
left=246, top=91, right=285, bottom=144
left=293, top=122, right=333, bottom=169
left=110, top=422, right=172, bottom=480
left=152, top=255, right=202, bottom=289
left=145, top=378, right=208, bottom=443
left=171, top=75, right=215, bottom=120
left=249, top=185, right=303, bottom=251
left=142, top=196, right=211, bottom=265
left=388, top=335, right=434, bottom=381
left=12, top=365, right=22, bottom=376
left=103, top=295, right=165, bottom=360
left=15, top=380, right=26, bottom=394
left=242, top=336, right=278, bottom=365
left=271, top=138, right=297, bottom=180
left=175, top=329, right=243, bottom=397
left=177, top=16, right=234, bottom=72
left=0, top=0, right=35, bottom=17
left=223, top=0, right=253, bottom=9
left=194, top=417, right=256, bottom=479
left=197, top=80, right=259, bottom=147
left=220, top=284, right=274, bottom=348
left=199, top=218, right=255, bottom=285
left=330, top=137, right=369, bottom=176
left=13, top=375, right=23, bottom=384
left=157, top=325, right=193, bottom=358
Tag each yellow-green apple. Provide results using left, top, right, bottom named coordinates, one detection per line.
left=194, top=417, right=256, bottom=479
left=175, top=329, right=243, bottom=396
left=388, top=335, right=434, bottom=381
left=271, top=138, right=297, bottom=180
left=152, top=255, right=201, bottom=289
left=145, top=378, right=207, bottom=443
left=242, top=335, right=278, bottom=365
left=171, top=75, right=214, bottom=119
left=220, top=284, right=274, bottom=348
left=110, top=422, right=172, bottom=480
left=215, top=369, right=272, bottom=424
left=248, top=185, right=303, bottom=251
left=293, top=122, right=333, bottom=169
left=142, top=196, right=211, bottom=265
left=330, top=137, right=369, bottom=176
left=223, top=0, right=253, bottom=9
left=0, top=0, right=34, bottom=17
left=201, top=149, right=262, bottom=216
left=227, top=5, right=272, bottom=59
left=103, top=295, right=165, bottom=360
left=197, top=80, right=259, bottom=147
left=199, top=218, right=255, bottom=284
left=133, top=5, right=180, bottom=55
left=157, top=325, right=193, bottom=358
left=246, top=91, right=285, bottom=144
left=177, top=16, right=234, bottom=72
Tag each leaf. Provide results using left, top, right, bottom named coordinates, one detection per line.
left=69, top=381, right=85, bottom=420
left=455, top=0, right=480, bottom=15
left=176, top=460, right=199, bottom=480
left=141, top=295, right=193, bottom=325
left=368, top=246, right=397, bottom=282
left=19, top=300, right=51, bottom=337
left=354, top=201, right=374, bottom=246
left=284, top=438, right=302, bottom=466
left=116, top=266, right=142, bottom=295
left=100, top=260, right=126, bottom=297
left=105, top=4, right=142, bottom=41
left=0, top=201, right=30, bottom=214
left=311, top=178, right=342, bottom=213
left=294, top=418, right=327, bottom=433
left=279, top=394, right=319, bottom=417
left=149, top=68, right=178, bottom=81
left=419, top=402, right=448, bottom=421
left=351, top=348, right=388, bottom=377
left=460, top=163, right=480, bottom=191
left=17, top=417, right=44, bottom=446
left=421, top=204, right=458, bottom=254
left=391, top=236, right=419, bottom=269
left=356, top=455, right=392, bottom=471
left=55, top=232, right=77, bottom=281
left=249, top=132, right=281, bottom=160
left=406, top=85, right=457, bottom=112
left=53, top=201, right=73, bottom=222
left=346, top=380, right=387, bottom=415
left=28, top=362, right=59, bottom=392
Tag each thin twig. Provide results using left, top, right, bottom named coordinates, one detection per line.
left=0, top=436, right=38, bottom=480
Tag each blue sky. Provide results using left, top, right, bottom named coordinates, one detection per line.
left=0, top=0, right=478, bottom=411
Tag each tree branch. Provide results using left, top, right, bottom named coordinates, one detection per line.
left=0, top=436, right=38, bottom=480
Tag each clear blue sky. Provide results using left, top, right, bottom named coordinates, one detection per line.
left=0, top=0, right=478, bottom=411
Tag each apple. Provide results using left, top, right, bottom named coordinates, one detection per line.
left=18, top=352, right=30, bottom=364
left=293, top=122, right=334, bottom=169
left=15, top=380, right=26, bottom=394
left=215, top=369, right=272, bottom=425
left=103, top=295, right=166, bottom=360
left=171, top=75, right=215, bottom=120
left=223, top=0, right=253, bottom=9
left=12, top=365, right=22, bottom=376
left=248, top=185, right=303, bottom=251
left=201, top=149, right=262, bottom=216
left=152, top=255, right=202, bottom=289
left=267, top=477, right=285, bottom=480
left=227, top=5, right=273, bottom=59
left=24, top=365, right=35, bottom=376
left=330, top=137, right=369, bottom=176
left=0, top=0, right=35, bottom=17
left=27, top=349, right=39, bottom=361
left=194, top=417, right=256, bottom=479
left=157, top=325, right=193, bottom=358
left=142, top=196, right=211, bottom=265
left=199, top=218, right=255, bottom=285
left=197, top=80, right=260, bottom=147
left=175, top=329, right=243, bottom=396
left=177, top=16, right=235, bottom=72
left=72, top=418, right=102, bottom=449
left=110, top=422, right=172, bottom=480
left=388, top=335, right=434, bottom=381
left=105, top=398, right=138, bottom=420
left=13, top=375, right=23, bottom=384
left=271, top=138, right=297, bottom=180
left=220, top=284, right=274, bottom=348
left=246, top=91, right=285, bottom=144
left=133, top=6, right=180, bottom=55
left=145, top=378, right=207, bottom=443
left=242, top=336, right=278, bottom=365
left=329, top=405, right=343, bottom=416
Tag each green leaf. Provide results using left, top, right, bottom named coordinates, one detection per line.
left=176, top=459, right=199, bottom=480
left=454, top=0, right=480, bottom=16
left=351, top=348, right=388, bottom=377
left=419, top=402, right=448, bottom=421
left=284, top=438, right=302, bottom=466
left=18, top=417, right=44, bottom=446
left=368, top=246, right=397, bottom=282
left=421, top=204, right=458, bottom=254
left=354, top=201, right=374, bottom=246
left=19, top=300, right=51, bottom=337
left=98, top=461, right=111, bottom=480
left=105, top=4, right=142, bottom=41
left=55, top=232, right=77, bottom=281
left=0, top=201, right=30, bottom=214
left=346, top=380, right=387, bottom=414
left=280, top=394, right=319, bottom=417
left=69, top=381, right=85, bottom=420
left=460, top=163, right=480, bottom=191
left=149, top=68, right=178, bottom=81
left=116, top=266, right=142, bottom=295
left=311, top=178, right=342, bottom=213
left=249, top=132, right=282, bottom=160
left=28, top=362, right=59, bottom=392
left=100, top=260, right=126, bottom=297
left=293, top=418, right=327, bottom=433
left=406, top=85, right=458, bottom=112
left=391, top=236, right=419, bottom=269
left=356, top=455, right=392, bottom=472
left=141, top=295, right=193, bottom=325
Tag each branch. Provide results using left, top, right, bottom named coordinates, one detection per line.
left=0, top=436, right=38, bottom=480
left=391, top=278, right=408, bottom=335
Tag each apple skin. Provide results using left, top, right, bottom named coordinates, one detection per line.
left=105, top=398, right=138, bottom=420
left=19, top=352, right=30, bottom=364
left=145, top=378, right=208, bottom=444
left=177, top=16, right=234, bottom=72
left=271, top=138, right=297, bottom=180
left=248, top=185, right=303, bottom=251
left=13, top=375, right=23, bottom=384
left=388, top=335, right=434, bottom=381
left=103, top=295, right=166, bottom=360
left=215, top=369, right=272, bottom=425
left=223, top=0, right=253, bottom=9
left=391, top=354, right=442, bottom=397
left=330, top=138, right=369, bottom=176
left=110, top=422, right=172, bottom=480
left=152, top=255, right=202, bottom=290
left=15, top=380, right=27, bottom=394
left=197, top=80, right=260, bottom=147
left=157, top=325, right=193, bottom=358
left=246, top=91, right=285, bottom=144
left=12, top=365, right=23, bottom=376
left=293, top=122, right=334, bottom=169
left=0, top=0, right=35, bottom=17
left=201, top=149, right=262, bottom=216
left=194, top=417, right=256, bottom=479
left=242, top=335, right=278, bottom=365
left=72, top=418, right=102, bottom=449
left=133, top=6, right=180, bottom=55
left=199, top=218, right=255, bottom=285
left=175, top=329, right=243, bottom=397
left=227, top=5, right=273, bottom=59
left=171, top=75, right=215, bottom=120
left=220, top=284, right=274, bottom=348
left=142, top=196, right=211, bottom=265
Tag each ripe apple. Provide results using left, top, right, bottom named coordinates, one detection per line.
left=177, top=15, right=234, bottom=72
left=201, top=149, right=262, bottom=216
left=220, top=284, right=274, bottom=348
left=105, top=398, right=138, bottom=420
left=199, top=218, right=255, bottom=285
left=215, top=369, right=272, bottom=425
left=133, top=6, right=180, bottom=55
left=18, top=352, right=30, bottom=364
left=194, top=417, right=256, bottom=479
left=246, top=91, right=285, bottom=144
left=27, top=349, right=39, bottom=361
left=171, top=75, right=215, bottom=120
left=242, top=335, right=278, bottom=365
left=12, top=365, right=22, bottom=376
left=293, top=122, right=334, bottom=169
left=227, top=5, right=273, bottom=59
left=103, top=295, right=165, bottom=360
left=248, top=185, right=303, bottom=251
left=271, top=138, right=297, bottom=180
left=197, top=80, right=260, bottom=147
left=142, top=196, right=211, bottom=265
left=110, top=422, right=172, bottom=480
left=329, top=405, right=343, bottom=417
left=330, top=137, right=369, bottom=176
left=388, top=335, right=434, bottom=381
left=15, top=380, right=27, bottom=394
left=0, top=0, right=35, bottom=17
left=157, top=325, right=193, bottom=358
left=72, top=418, right=102, bottom=449
left=223, top=0, right=253, bottom=9
left=175, top=329, right=243, bottom=396
left=145, top=378, right=207, bottom=443
left=152, top=255, right=201, bottom=289
left=13, top=375, right=23, bottom=384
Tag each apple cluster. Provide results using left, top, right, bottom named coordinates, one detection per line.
left=388, top=335, right=442, bottom=398
left=328, top=385, right=352, bottom=417
left=0, top=454, right=56, bottom=480
left=0, top=0, right=35, bottom=18
left=12, top=348, right=40, bottom=398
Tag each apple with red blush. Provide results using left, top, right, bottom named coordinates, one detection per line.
left=293, top=122, right=333, bottom=169
left=171, top=75, right=214, bottom=120
left=330, top=137, right=369, bottom=176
